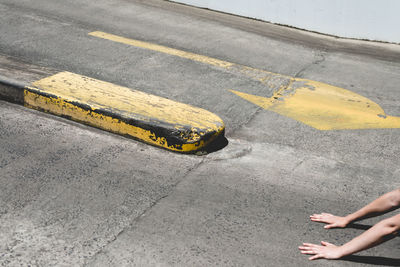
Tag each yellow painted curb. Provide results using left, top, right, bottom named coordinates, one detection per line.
left=0, top=63, right=225, bottom=153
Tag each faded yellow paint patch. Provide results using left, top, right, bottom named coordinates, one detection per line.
left=24, top=72, right=224, bottom=152
left=89, top=31, right=285, bottom=87
left=90, top=30, right=399, bottom=131
left=231, top=79, right=400, bottom=130
left=89, top=31, right=233, bottom=69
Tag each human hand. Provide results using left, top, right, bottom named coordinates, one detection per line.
left=299, top=241, right=343, bottom=260
left=310, top=213, right=349, bottom=229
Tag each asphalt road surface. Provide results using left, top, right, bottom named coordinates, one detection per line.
left=1, top=0, right=400, bottom=266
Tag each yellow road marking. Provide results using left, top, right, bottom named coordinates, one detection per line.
left=230, top=79, right=400, bottom=130
left=26, top=72, right=224, bottom=152
left=89, top=31, right=400, bottom=130
left=89, top=31, right=233, bottom=68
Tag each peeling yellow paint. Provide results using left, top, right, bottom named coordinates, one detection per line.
left=230, top=79, right=400, bottom=130
left=24, top=72, right=224, bottom=152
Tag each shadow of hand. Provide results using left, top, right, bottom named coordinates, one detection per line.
left=346, top=223, right=372, bottom=231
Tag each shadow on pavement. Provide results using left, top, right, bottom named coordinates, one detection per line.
left=341, top=255, right=400, bottom=266
left=200, top=134, right=229, bottom=154
left=347, top=223, right=372, bottom=231
left=348, top=223, right=399, bottom=237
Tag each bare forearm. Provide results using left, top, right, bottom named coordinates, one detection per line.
left=302, top=190, right=400, bottom=261
left=345, top=189, right=400, bottom=223
left=338, top=214, right=400, bottom=258
left=339, top=223, right=390, bottom=256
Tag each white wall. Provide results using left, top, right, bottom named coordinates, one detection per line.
left=171, top=0, right=400, bottom=43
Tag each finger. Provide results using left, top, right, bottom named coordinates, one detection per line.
left=310, top=216, right=322, bottom=219
left=312, top=216, right=331, bottom=221
left=324, top=224, right=335, bottom=229
left=311, top=214, right=324, bottom=218
left=311, top=218, right=324, bottom=222
left=321, top=213, right=332, bottom=216
left=310, top=214, right=323, bottom=218
left=321, top=241, right=334, bottom=246
left=309, top=254, right=322, bottom=260
left=301, top=250, right=316, bottom=255
left=302, top=243, right=317, bottom=246
left=299, top=246, right=317, bottom=250
left=302, top=243, right=320, bottom=249
left=312, top=219, right=331, bottom=224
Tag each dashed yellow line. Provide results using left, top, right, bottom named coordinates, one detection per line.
left=89, top=31, right=400, bottom=130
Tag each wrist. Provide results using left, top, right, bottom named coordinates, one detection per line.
left=335, top=246, right=347, bottom=259
left=343, top=215, right=354, bottom=225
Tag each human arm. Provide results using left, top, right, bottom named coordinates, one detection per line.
left=299, top=213, right=400, bottom=260
left=310, top=188, right=400, bottom=229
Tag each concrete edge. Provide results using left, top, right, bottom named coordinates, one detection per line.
left=0, top=55, right=225, bottom=154
left=169, top=0, right=400, bottom=44
left=138, top=0, right=400, bottom=62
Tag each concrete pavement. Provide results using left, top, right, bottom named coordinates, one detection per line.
left=0, top=0, right=400, bottom=266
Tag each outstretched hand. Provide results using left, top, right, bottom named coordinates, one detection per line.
left=310, top=213, right=349, bottom=229
left=299, top=241, right=343, bottom=260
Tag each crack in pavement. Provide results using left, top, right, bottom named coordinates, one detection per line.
left=84, top=157, right=206, bottom=266
left=294, top=52, right=327, bottom=78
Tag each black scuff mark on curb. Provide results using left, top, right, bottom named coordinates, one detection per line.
left=23, top=87, right=224, bottom=154
left=0, top=76, right=26, bottom=104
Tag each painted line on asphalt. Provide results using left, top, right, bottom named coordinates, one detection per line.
left=89, top=31, right=233, bottom=68
left=230, top=82, right=400, bottom=130
left=0, top=56, right=225, bottom=153
left=89, top=31, right=400, bottom=130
